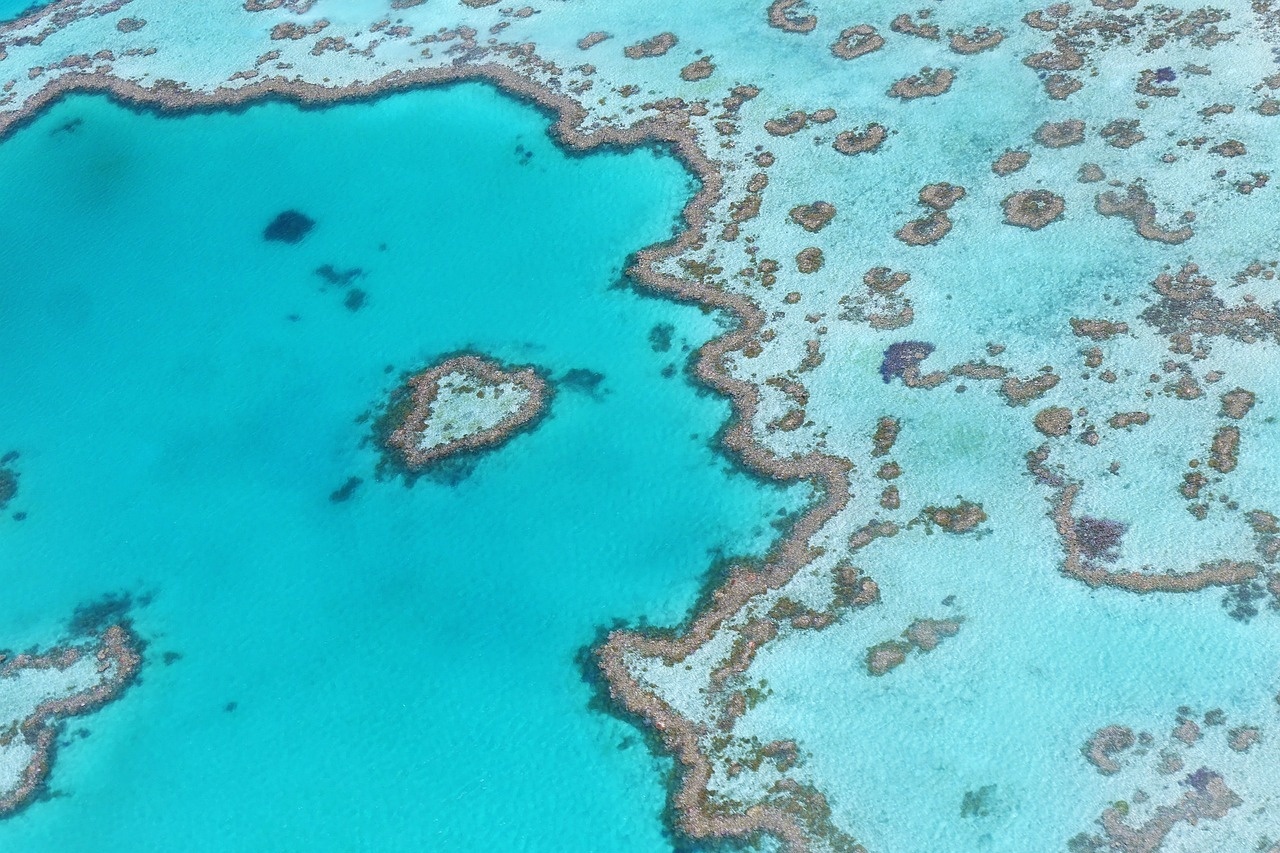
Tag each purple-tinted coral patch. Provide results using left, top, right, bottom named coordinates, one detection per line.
left=880, top=341, right=935, bottom=383
left=1074, top=516, right=1127, bottom=563
left=1155, top=66, right=1177, bottom=83
left=1182, top=767, right=1218, bottom=793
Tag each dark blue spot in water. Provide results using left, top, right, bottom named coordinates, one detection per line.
left=560, top=368, right=607, bottom=398
left=329, top=476, right=363, bottom=503
left=879, top=340, right=934, bottom=383
left=960, top=784, right=998, bottom=818
left=1155, top=67, right=1176, bottom=83
left=1222, top=580, right=1266, bottom=622
left=263, top=210, right=315, bottom=244
left=314, top=264, right=363, bottom=287
left=343, top=288, right=367, bottom=312
left=649, top=323, right=675, bottom=352
left=1182, top=766, right=1217, bottom=792
left=68, top=591, right=137, bottom=636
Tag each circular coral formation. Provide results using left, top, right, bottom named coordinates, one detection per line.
left=1078, top=163, right=1106, bottom=183
left=866, top=641, right=910, bottom=676
left=992, top=149, right=1030, bottom=176
left=888, top=67, right=955, bottom=99
left=833, top=123, right=887, bottom=155
left=1211, top=139, right=1247, bottom=157
left=896, top=211, right=952, bottom=245
left=1034, top=406, right=1073, bottom=437
left=795, top=247, right=825, bottom=273
left=1100, top=118, right=1145, bottom=148
left=1044, top=74, right=1083, bottom=99
left=383, top=354, right=550, bottom=471
left=891, top=13, right=939, bottom=39
left=864, top=267, right=910, bottom=293
left=1034, top=118, right=1085, bottom=148
left=680, top=56, right=714, bottom=81
left=767, top=0, right=817, bottom=33
left=789, top=201, right=836, bottom=231
left=949, top=26, right=1004, bottom=54
left=830, top=24, right=883, bottom=59
left=1083, top=725, right=1135, bottom=774
left=1137, top=68, right=1179, bottom=97
left=1003, top=189, right=1066, bottom=229
left=1221, top=388, right=1256, bottom=419
left=919, top=182, right=966, bottom=210
left=764, top=110, right=808, bottom=136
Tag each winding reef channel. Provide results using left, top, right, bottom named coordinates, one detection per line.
left=6, top=0, right=1280, bottom=850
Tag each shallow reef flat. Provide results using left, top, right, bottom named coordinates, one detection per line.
left=0, top=624, right=140, bottom=818
left=4, top=0, right=1280, bottom=850
left=381, top=353, right=549, bottom=473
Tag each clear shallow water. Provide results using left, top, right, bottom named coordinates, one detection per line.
left=0, top=84, right=802, bottom=851
left=0, top=1, right=41, bottom=23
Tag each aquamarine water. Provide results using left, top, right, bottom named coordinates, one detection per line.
left=0, top=84, right=802, bottom=850
left=0, top=1, right=38, bottom=22
left=6, top=1, right=1280, bottom=849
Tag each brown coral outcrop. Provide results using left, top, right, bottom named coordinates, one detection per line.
left=833, top=123, right=887, bottom=154
left=888, top=67, right=955, bottom=99
left=830, top=25, right=883, bottom=59
left=1003, top=190, right=1065, bottom=229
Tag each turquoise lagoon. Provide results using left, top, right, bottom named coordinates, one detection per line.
left=0, top=2, right=38, bottom=22
left=0, top=84, right=803, bottom=850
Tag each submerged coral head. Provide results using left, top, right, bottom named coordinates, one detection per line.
left=1183, top=766, right=1218, bottom=793
left=880, top=340, right=935, bottom=383
left=263, top=210, right=316, bottom=243
left=1074, top=516, right=1128, bottom=563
